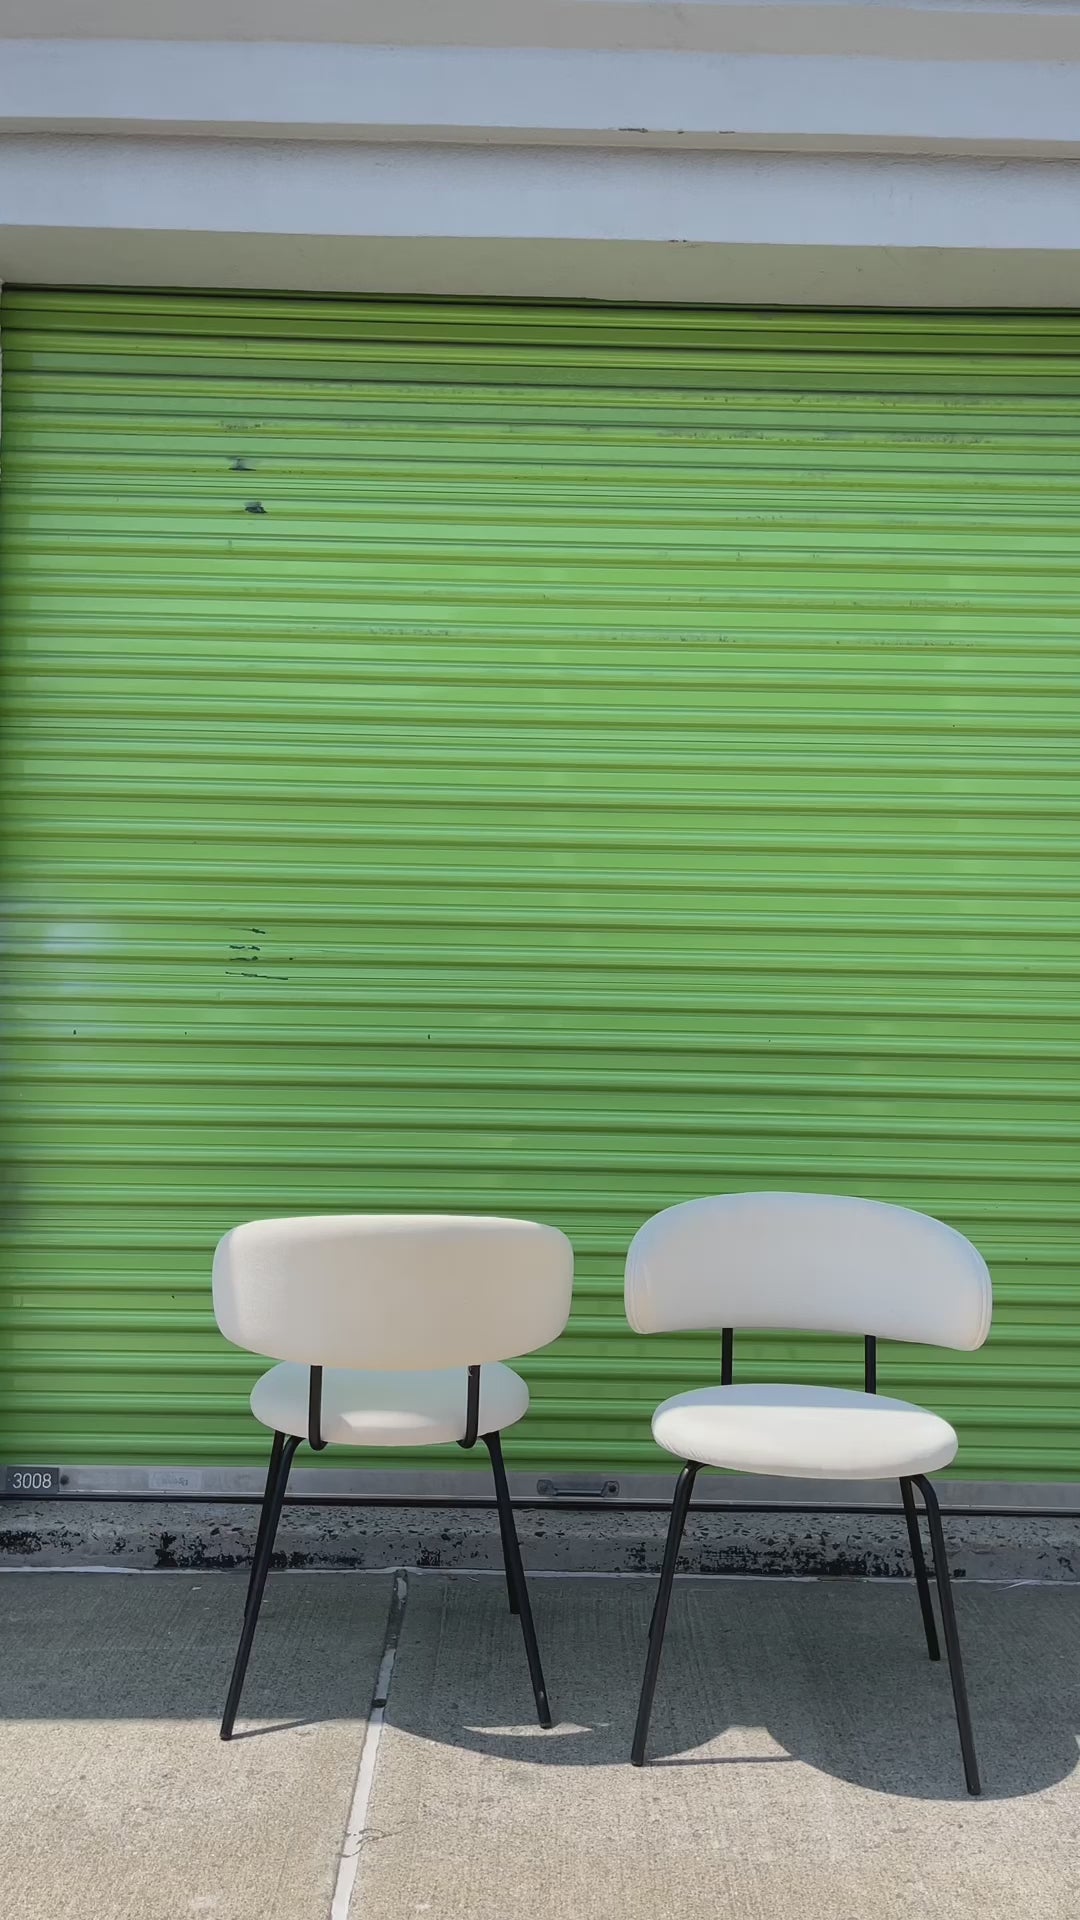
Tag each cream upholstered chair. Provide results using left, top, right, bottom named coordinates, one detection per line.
left=625, top=1191, right=992, bottom=1792
left=213, top=1213, right=573, bottom=1740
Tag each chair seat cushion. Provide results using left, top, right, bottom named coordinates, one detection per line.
left=250, top=1360, right=529, bottom=1448
left=651, top=1383, right=958, bottom=1481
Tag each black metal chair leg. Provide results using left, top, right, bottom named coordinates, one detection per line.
left=913, top=1475, right=981, bottom=1796
left=220, top=1433, right=300, bottom=1741
left=493, top=1485, right=520, bottom=1615
left=631, top=1461, right=699, bottom=1767
left=647, top=1582, right=661, bottom=1642
left=485, top=1431, right=551, bottom=1727
left=483, top=1417, right=518, bottom=1616
left=243, top=1430, right=285, bottom=1619
left=900, top=1476, right=940, bottom=1662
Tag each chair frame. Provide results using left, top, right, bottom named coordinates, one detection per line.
left=219, top=1361, right=551, bottom=1740
left=631, top=1331, right=981, bottom=1795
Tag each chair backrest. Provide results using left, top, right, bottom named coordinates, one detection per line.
left=214, top=1213, right=574, bottom=1371
left=625, top=1191, right=991, bottom=1351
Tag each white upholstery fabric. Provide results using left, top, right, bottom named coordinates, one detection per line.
left=652, top=1383, right=959, bottom=1481
left=214, top=1213, right=573, bottom=1370
left=626, top=1191, right=992, bottom=1349
left=250, top=1360, right=530, bottom=1448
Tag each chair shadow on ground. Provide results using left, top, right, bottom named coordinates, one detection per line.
left=2, top=1567, right=1078, bottom=1806
left=384, top=1572, right=1080, bottom=1805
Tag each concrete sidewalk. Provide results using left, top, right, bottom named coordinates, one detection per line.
left=1, top=1570, right=1078, bottom=1920
left=0, top=1571, right=391, bottom=1920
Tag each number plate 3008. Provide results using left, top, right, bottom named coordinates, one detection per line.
left=3, top=1466, right=62, bottom=1497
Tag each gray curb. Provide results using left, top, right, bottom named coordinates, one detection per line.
left=3, top=1500, right=1079, bottom=1582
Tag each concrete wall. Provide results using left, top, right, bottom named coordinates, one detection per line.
left=1, top=1, right=1078, bottom=302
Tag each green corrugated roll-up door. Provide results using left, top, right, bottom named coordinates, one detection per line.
left=1, top=289, right=1078, bottom=1483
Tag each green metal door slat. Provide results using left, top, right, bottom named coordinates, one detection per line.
left=1, top=289, right=1078, bottom=1478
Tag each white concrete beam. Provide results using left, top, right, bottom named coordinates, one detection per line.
left=2, top=135, right=1079, bottom=304
left=2, top=41, right=1079, bottom=157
